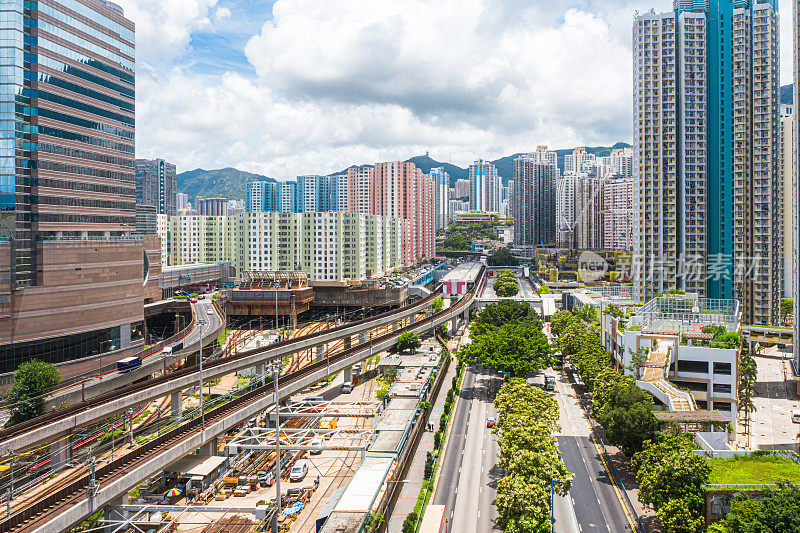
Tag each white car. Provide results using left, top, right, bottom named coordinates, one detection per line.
left=310, top=438, right=323, bottom=455
left=207, top=308, right=214, bottom=315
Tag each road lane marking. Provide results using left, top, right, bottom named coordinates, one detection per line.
left=590, top=432, right=638, bottom=532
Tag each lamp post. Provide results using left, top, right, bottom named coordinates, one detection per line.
left=269, top=360, right=285, bottom=533
left=550, top=476, right=574, bottom=532
left=385, top=479, right=410, bottom=531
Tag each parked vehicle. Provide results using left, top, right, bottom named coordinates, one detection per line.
left=792, top=410, right=800, bottom=424
left=289, top=460, right=308, bottom=482
left=116, top=356, right=142, bottom=373
left=310, top=438, right=323, bottom=455
left=486, top=416, right=496, bottom=428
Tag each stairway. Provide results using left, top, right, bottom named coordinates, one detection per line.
left=638, top=342, right=694, bottom=412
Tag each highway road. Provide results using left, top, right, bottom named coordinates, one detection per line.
left=433, top=365, right=502, bottom=532
left=553, top=370, right=634, bottom=532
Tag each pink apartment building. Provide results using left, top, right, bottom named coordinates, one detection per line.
left=370, top=162, right=435, bottom=264
left=347, top=165, right=373, bottom=214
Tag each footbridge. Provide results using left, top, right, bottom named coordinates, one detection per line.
left=0, top=284, right=481, bottom=533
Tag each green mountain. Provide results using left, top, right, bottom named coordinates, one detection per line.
left=409, top=142, right=631, bottom=186
left=177, top=167, right=274, bottom=201
left=179, top=143, right=633, bottom=200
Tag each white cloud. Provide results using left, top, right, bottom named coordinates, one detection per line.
left=114, top=0, right=219, bottom=66
left=128, top=0, right=795, bottom=183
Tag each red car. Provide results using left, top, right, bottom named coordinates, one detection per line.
left=190, top=298, right=198, bottom=303
left=486, top=417, right=496, bottom=428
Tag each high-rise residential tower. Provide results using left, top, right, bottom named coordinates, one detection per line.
left=135, top=159, right=177, bottom=215
left=512, top=148, right=557, bottom=248
left=468, top=159, right=499, bottom=213
left=431, top=167, right=450, bottom=229
left=245, top=181, right=279, bottom=213
left=634, top=1, right=780, bottom=325
left=780, top=105, right=793, bottom=297
left=0, top=0, right=141, bottom=373
left=370, top=161, right=435, bottom=263
left=347, top=166, right=372, bottom=214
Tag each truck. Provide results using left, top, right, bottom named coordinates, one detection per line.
left=116, top=356, right=142, bottom=373
left=544, top=373, right=556, bottom=391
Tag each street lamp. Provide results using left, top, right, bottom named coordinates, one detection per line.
left=269, top=360, right=285, bottom=533
left=550, top=476, right=574, bottom=532
left=385, top=478, right=410, bottom=529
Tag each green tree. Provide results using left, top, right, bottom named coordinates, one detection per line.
left=442, top=231, right=471, bottom=250
left=720, top=481, right=800, bottom=532
left=459, top=322, right=552, bottom=377
left=6, top=359, right=61, bottom=426
left=632, top=435, right=709, bottom=513
left=657, top=497, right=705, bottom=533
left=550, top=310, right=577, bottom=337
left=738, top=342, right=757, bottom=446
left=539, top=283, right=551, bottom=295
left=593, top=376, right=658, bottom=455
left=396, top=332, right=421, bottom=353
left=488, top=247, right=519, bottom=266
left=401, top=512, right=418, bottom=533
left=781, top=298, right=793, bottom=325
left=605, top=304, right=624, bottom=319
left=496, top=474, right=551, bottom=533
left=431, top=297, right=444, bottom=313
left=471, top=300, right=539, bottom=337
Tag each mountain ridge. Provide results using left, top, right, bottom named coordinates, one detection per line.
left=177, top=142, right=633, bottom=199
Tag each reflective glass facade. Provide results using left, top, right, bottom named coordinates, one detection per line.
left=0, top=0, right=135, bottom=287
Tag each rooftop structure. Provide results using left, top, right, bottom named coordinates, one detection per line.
left=629, top=295, right=740, bottom=333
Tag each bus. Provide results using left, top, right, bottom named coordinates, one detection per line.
left=419, top=505, right=447, bottom=533
left=116, top=356, right=142, bottom=373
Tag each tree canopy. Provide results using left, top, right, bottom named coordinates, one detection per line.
left=493, top=269, right=519, bottom=297
left=592, top=370, right=658, bottom=455
left=6, top=359, right=61, bottom=426
left=550, top=309, right=578, bottom=337
left=470, top=300, right=540, bottom=337
left=396, top=332, right=421, bottom=353
left=713, top=481, right=800, bottom=533
left=494, top=379, right=570, bottom=532
left=487, top=247, right=519, bottom=266
left=459, top=321, right=552, bottom=377
left=632, top=434, right=709, bottom=529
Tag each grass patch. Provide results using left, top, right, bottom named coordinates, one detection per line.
left=707, top=455, right=800, bottom=488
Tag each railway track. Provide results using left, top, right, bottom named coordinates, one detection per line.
left=0, top=290, right=443, bottom=445
left=0, top=285, right=477, bottom=533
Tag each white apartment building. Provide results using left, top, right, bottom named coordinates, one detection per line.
left=556, top=173, right=577, bottom=248
left=157, top=214, right=170, bottom=266
left=170, top=212, right=403, bottom=282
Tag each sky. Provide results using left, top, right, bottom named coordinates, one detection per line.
left=119, top=0, right=794, bottom=179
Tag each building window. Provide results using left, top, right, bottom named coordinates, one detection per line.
left=713, top=362, right=732, bottom=375
left=713, top=383, right=732, bottom=394
left=713, top=401, right=732, bottom=412
left=677, top=359, right=709, bottom=374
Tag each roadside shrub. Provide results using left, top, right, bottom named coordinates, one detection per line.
left=433, top=430, right=442, bottom=449
left=439, top=413, right=447, bottom=432
left=423, top=452, right=434, bottom=480
left=402, top=512, right=418, bottom=533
